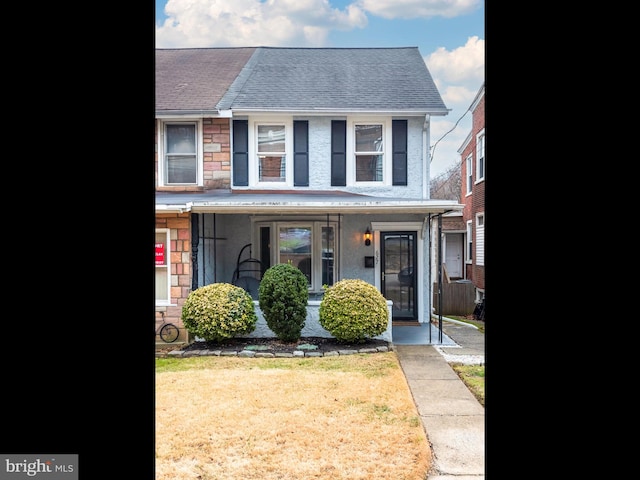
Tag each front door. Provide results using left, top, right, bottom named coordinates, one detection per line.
left=381, top=232, right=417, bottom=320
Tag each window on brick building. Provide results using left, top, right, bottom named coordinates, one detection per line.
left=158, top=120, right=202, bottom=186
left=465, top=154, right=473, bottom=195
left=475, top=129, right=485, bottom=182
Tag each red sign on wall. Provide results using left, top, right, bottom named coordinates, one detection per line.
left=155, top=243, right=165, bottom=265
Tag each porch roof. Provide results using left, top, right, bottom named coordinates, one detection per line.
left=155, top=190, right=463, bottom=215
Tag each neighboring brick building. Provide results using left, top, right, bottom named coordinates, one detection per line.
left=458, top=83, right=485, bottom=304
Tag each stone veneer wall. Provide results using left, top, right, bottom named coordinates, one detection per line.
left=202, top=118, right=231, bottom=189
left=155, top=213, right=191, bottom=343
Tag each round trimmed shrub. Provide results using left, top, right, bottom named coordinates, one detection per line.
left=258, top=263, right=309, bottom=342
left=181, top=283, right=257, bottom=342
left=319, top=279, right=389, bottom=343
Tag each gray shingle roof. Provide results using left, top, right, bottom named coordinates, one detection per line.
left=220, top=47, right=447, bottom=113
left=156, top=47, right=447, bottom=114
left=155, top=47, right=256, bottom=112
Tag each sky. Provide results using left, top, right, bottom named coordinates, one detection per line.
left=155, top=0, right=485, bottom=179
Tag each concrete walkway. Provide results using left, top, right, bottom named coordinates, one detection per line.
left=393, top=319, right=485, bottom=480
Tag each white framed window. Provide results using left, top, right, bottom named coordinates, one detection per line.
left=465, top=154, right=473, bottom=196
left=348, top=117, right=392, bottom=185
left=475, top=129, right=485, bottom=183
left=256, top=221, right=337, bottom=291
left=155, top=229, right=171, bottom=305
left=466, top=220, right=473, bottom=263
left=475, top=213, right=484, bottom=266
left=250, top=118, right=293, bottom=186
left=157, top=120, right=203, bottom=186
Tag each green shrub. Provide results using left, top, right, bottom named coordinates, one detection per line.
left=258, top=263, right=309, bottom=342
left=319, top=279, right=389, bottom=343
left=181, top=283, right=257, bottom=342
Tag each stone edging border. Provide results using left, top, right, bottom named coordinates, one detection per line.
left=156, top=344, right=392, bottom=358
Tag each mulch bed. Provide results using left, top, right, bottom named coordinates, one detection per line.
left=178, top=336, right=390, bottom=354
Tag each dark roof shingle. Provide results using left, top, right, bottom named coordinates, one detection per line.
left=155, top=47, right=256, bottom=112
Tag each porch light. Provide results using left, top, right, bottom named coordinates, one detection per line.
left=364, top=228, right=372, bottom=246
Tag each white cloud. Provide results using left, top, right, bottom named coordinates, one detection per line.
left=356, top=0, right=481, bottom=20
left=424, top=36, right=484, bottom=177
left=156, top=0, right=367, bottom=48
left=426, top=36, right=484, bottom=84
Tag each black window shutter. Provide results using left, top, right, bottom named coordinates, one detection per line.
left=392, top=119, right=407, bottom=186
left=232, top=120, right=249, bottom=186
left=293, top=121, right=309, bottom=186
left=331, top=120, right=346, bottom=186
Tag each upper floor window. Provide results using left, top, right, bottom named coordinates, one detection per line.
left=158, top=120, right=202, bottom=186
left=155, top=229, right=171, bottom=305
left=355, top=124, right=383, bottom=181
left=465, top=154, right=473, bottom=196
left=257, top=124, right=286, bottom=182
left=348, top=118, right=391, bottom=185
left=475, top=130, right=485, bottom=182
left=251, top=120, right=292, bottom=185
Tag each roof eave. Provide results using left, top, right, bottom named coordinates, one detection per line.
left=155, top=110, right=221, bottom=118
left=155, top=201, right=463, bottom=215
left=156, top=109, right=450, bottom=118
left=228, top=108, right=450, bottom=117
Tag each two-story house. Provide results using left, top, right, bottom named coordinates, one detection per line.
left=155, top=46, right=464, bottom=344
left=458, top=82, right=485, bottom=309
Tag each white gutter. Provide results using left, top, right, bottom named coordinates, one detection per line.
left=227, top=108, right=450, bottom=117
left=156, top=110, right=220, bottom=119
left=173, top=200, right=463, bottom=215
left=155, top=203, right=193, bottom=214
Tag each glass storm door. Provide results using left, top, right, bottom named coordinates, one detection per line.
left=381, top=232, right=417, bottom=320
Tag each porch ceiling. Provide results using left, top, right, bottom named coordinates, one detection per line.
left=155, top=190, right=463, bottom=215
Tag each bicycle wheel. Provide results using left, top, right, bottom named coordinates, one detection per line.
left=159, top=323, right=180, bottom=343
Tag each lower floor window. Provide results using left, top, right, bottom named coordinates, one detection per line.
left=155, top=229, right=171, bottom=304
left=256, top=221, right=337, bottom=292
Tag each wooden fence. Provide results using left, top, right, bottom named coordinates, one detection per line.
left=432, top=281, right=476, bottom=316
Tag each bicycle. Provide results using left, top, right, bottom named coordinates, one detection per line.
left=156, top=312, right=180, bottom=343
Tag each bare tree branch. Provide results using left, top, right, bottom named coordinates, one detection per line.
left=430, top=162, right=461, bottom=202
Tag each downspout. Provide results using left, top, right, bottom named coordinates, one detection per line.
left=426, top=214, right=432, bottom=343
left=429, top=210, right=454, bottom=343
left=337, top=214, right=342, bottom=281
left=437, top=213, right=443, bottom=343
left=423, top=114, right=430, bottom=200
left=213, top=214, right=217, bottom=283
left=428, top=213, right=443, bottom=343
left=191, top=213, right=199, bottom=292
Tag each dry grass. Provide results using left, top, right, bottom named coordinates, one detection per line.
left=156, top=353, right=431, bottom=480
